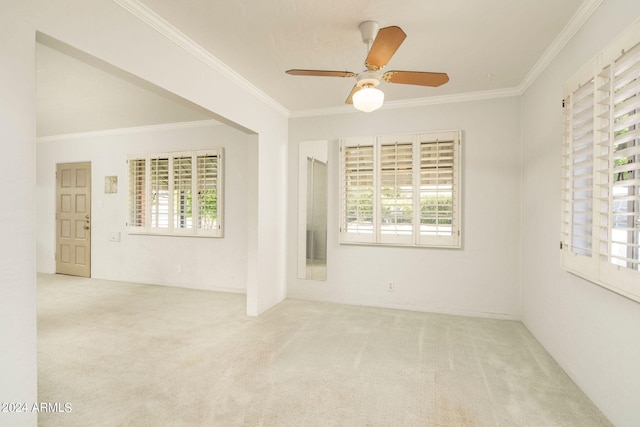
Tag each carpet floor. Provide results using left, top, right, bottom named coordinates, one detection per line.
left=37, top=273, right=611, bottom=426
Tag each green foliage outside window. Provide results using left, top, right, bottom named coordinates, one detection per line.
left=421, top=194, right=453, bottom=225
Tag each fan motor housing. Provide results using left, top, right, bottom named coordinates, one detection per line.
left=356, top=71, right=380, bottom=88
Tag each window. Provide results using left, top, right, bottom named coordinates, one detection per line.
left=340, top=130, right=461, bottom=248
left=561, top=20, right=640, bottom=301
left=128, top=149, right=223, bottom=237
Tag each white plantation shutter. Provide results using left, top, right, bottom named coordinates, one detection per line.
left=570, top=81, right=595, bottom=257
left=128, top=149, right=224, bottom=237
left=340, top=130, right=461, bottom=248
left=173, top=155, right=193, bottom=233
left=379, top=136, right=414, bottom=244
left=196, top=150, right=223, bottom=237
left=561, top=20, right=640, bottom=302
left=128, top=158, right=146, bottom=229
left=562, top=77, right=596, bottom=262
left=341, top=138, right=375, bottom=243
left=609, top=42, right=640, bottom=272
left=150, top=157, right=170, bottom=231
left=418, top=132, right=460, bottom=247
left=595, top=64, right=612, bottom=267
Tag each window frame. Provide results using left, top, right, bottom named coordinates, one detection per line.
left=127, top=148, right=224, bottom=238
left=339, top=130, right=461, bottom=248
left=560, top=19, right=640, bottom=302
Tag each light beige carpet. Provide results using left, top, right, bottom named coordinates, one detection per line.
left=37, top=273, right=611, bottom=426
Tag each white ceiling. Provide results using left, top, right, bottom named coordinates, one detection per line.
left=36, top=0, right=589, bottom=136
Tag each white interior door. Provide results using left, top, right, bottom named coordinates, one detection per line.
left=56, top=162, right=91, bottom=277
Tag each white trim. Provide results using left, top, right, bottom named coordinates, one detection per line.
left=36, top=119, right=222, bottom=143
left=290, top=88, right=522, bottom=118
left=383, top=88, right=522, bottom=109
left=518, top=0, right=603, bottom=93
left=285, top=292, right=521, bottom=321
left=368, top=302, right=521, bottom=321
left=113, top=0, right=289, bottom=117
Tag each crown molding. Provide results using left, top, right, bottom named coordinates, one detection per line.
left=289, top=87, right=522, bottom=118
left=518, top=0, right=603, bottom=93
left=113, top=0, right=290, bottom=118
left=36, top=119, right=221, bottom=143
left=382, top=87, right=523, bottom=109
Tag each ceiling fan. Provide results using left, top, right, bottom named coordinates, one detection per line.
left=286, top=21, right=449, bottom=112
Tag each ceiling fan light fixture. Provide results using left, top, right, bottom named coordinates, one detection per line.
left=285, top=22, right=449, bottom=110
left=353, top=85, right=384, bottom=112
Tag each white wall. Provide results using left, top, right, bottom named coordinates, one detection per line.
left=0, top=2, right=37, bottom=426
left=37, top=123, right=249, bottom=293
left=521, top=1, right=640, bottom=426
left=288, top=97, right=522, bottom=319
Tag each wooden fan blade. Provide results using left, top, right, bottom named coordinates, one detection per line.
left=345, top=85, right=361, bottom=104
left=365, top=26, right=407, bottom=71
left=286, top=69, right=356, bottom=78
left=381, top=71, right=449, bottom=87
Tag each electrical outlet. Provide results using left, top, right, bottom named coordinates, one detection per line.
left=176, top=264, right=182, bottom=273
left=387, top=281, right=394, bottom=292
